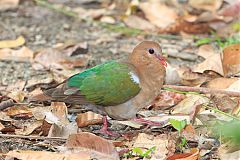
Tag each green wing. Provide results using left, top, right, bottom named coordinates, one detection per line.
left=67, top=61, right=141, bottom=106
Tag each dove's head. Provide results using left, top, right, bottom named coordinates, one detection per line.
left=129, top=41, right=167, bottom=68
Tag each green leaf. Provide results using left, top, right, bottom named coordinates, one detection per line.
left=132, top=147, right=144, bottom=156
left=196, top=38, right=212, bottom=46
left=142, top=146, right=156, bottom=157
left=169, top=119, right=187, bottom=132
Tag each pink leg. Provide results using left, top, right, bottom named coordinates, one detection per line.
left=133, top=117, right=167, bottom=126
left=99, top=116, right=119, bottom=137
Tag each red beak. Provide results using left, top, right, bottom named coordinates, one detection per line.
left=155, top=54, right=168, bottom=68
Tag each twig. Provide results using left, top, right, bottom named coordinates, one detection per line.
left=0, top=99, right=14, bottom=110
left=202, top=104, right=240, bottom=121
left=163, top=85, right=240, bottom=97
left=0, top=134, right=67, bottom=141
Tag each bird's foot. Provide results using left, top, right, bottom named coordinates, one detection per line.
left=99, top=116, right=120, bottom=137
left=133, top=117, right=165, bottom=126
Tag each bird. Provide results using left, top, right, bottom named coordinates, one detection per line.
left=33, top=41, right=167, bottom=136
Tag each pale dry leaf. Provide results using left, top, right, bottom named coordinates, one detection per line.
left=114, top=120, right=143, bottom=129
left=0, top=111, right=13, bottom=121
left=222, top=44, right=240, bottom=76
left=165, top=64, right=181, bottom=85
left=49, top=102, right=69, bottom=125
left=7, top=90, right=26, bottom=102
left=171, top=95, right=209, bottom=115
left=30, top=106, right=51, bottom=120
left=76, top=111, right=102, bottom=127
left=66, top=132, right=119, bottom=160
left=5, top=150, right=90, bottom=160
left=0, top=36, right=25, bottom=48
left=5, top=106, right=32, bottom=117
left=133, top=133, right=168, bottom=160
left=0, top=121, right=5, bottom=131
left=15, top=120, right=42, bottom=136
left=227, top=79, right=240, bottom=91
left=123, top=15, right=156, bottom=31
left=203, top=77, right=238, bottom=89
left=196, top=44, right=217, bottom=59
left=48, top=122, right=78, bottom=138
left=139, top=0, right=178, bottom=29
left=143, top=115, right=191, bottom=126
left=0, top=46, right=33, bottom=62
left=219, top=149, right=240, bottom=160
left=193, top=53, right=224, bottom=76
left=100, top=16, right=116, bottom=24
left=189, top=0, right=223, bottom=12
left=0, top=0, right=19, bottom=11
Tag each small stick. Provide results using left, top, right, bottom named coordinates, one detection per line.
left=0, top=134, right=67, bottom=141
left=163, top=85, right=240, bottom=97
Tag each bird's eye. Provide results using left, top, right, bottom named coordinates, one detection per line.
left=148, top=48, right=154, bottom=54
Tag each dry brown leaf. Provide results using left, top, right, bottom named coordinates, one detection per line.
left=196, top=44, right=217, bottom=59
left=177, top=67, right=221, bottom=86
left=15, top=120, right=42, bottom=136
left=66, top=133, right=119, bottom=160
left=133, top=133, right=168, bottom=160
left=5, top=150, right=90, bottom=160
left=203, top=77, right=238, bottom=89
left=5, top=106, right=33, bottom=118
left=76, top=111, right=103, bottom=127
left=152, top=91, right=186, bottom=110
left=171, top=95, right=209, bottom=115
left=193, top=53, right=224, bottom=76
left=139, top=0, right=178, bottom=29
left=123, top=15, right=156, bottom=31
left=220, top=0, right=240, bottom=17
left=211, top=94, right=238, bottom=113
left=34, top=42, right=90, bottom=69
left=166, top=148, right=199, bottom=160
left=189, top=0, right=223, bottom=12
left=222, top=44, right=240, bottom=76
left=7, top=90, right=26, bottom=102
left=0, top=46, right=33, bottom=62
left=0, top=0, right=19, bottom=11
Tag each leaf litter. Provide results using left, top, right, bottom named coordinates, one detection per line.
left=0, top=0, right=240, bottom=160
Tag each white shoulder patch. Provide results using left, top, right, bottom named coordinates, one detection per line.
left=129, top=72, right=140, bottom=84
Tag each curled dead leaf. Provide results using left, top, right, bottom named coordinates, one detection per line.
left=167, top=148, right=199, bottom=160
left=66, top=132, right=119, bottom=160
left=0, top=46, right=33, bottom=62
left=139, top=0, right=178, bottom=29
left=189, top=0, right=223, bottom=12
left=76, top=111, right=103, bottom=127
left=0, top=36, right=24, bottom=48
left=222, top=44, right=240, bottom=76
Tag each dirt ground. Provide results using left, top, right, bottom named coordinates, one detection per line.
left=0, top=1, right=201, bottom=86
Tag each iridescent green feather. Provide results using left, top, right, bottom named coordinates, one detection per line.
left=67, top=61, right=141, bottom=106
